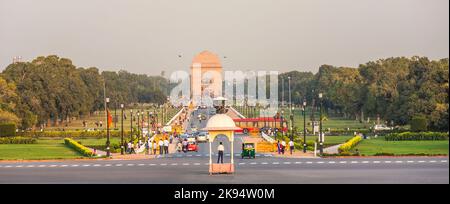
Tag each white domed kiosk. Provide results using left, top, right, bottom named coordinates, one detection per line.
left=204, top=114, right=241, bottom=174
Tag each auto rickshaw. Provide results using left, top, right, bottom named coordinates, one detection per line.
left=241, top=142, right=256, bottom=159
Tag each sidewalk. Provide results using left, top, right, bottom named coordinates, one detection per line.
left=323, top=144, right=342, bottom=154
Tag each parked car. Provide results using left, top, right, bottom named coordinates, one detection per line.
left=373, top=124, right=393, bottom=131
left=187, top=141, right=198, bottom=152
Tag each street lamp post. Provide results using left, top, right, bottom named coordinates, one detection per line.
left=105, top=97, right=111, bottom=157
left=319, top=93, right=323, bottom=155
left=120, top=104, right=124, bottom=155
left=288, top=76, right=293, bottom=141
left=141, top=111, right=144, bottom=140
left=130, top=110, right=133, bottom=142
left=303, top=100, right=307, bottom=153
left=137, top=112, right=140, bottom=141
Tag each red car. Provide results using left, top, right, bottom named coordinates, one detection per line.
left=187, top=141, right=198, bottom=152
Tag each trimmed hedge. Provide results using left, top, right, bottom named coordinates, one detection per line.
left=410, top=116, right=427, bottom=132
left=385, top=132, right=449, bottom=141
left=20, top=130, right=131, bottom=139
left=0, top=123, right=16, bottom=137
left=338, top=135, right=362, bottom=153
left=64, top=138, right=95, bottom=157
left=0, top=137, right=37, bottom=144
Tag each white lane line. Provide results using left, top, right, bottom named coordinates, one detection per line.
left=339, top=161, right=347, bottom=164
left=328, top=161, right=336, bottom=164
left=115, top=164, right=123, bottom=166
left=317, top=161, right=324, bottom=164
left=362, top=161, right=369, bottom=164
left=295, top=161, right=302, bottom=164
left=71, top=164, right=79, bottom=167
left=93, top=164, right=101, bottom=167
left=171, top=163, right=178, bottom=166
left=441, top=160, right=448, bottom=163
left=204, top=163, right=209, bottom=165
left=235, top=154, right=240, bottom=156
left=407, top=161, right=414, bottom=163
left=127, top=164, right=135, bottom=166
left=187, top=155, right=193, bottom=157
left=83, top=164, right=91, bottom=167
left=261, top=162, right=268, bottom=165
left=239, top=163, right=246, bottom=165
left=61, top=165, right=68, bottom=167
left=196, top=154, right=201, bottom=157
left=418, top=161, right=425, bottom=163
left=138, top=164, right=145, bottom=166
left=5, top=165, right=12, bottom=168
left=395, top=161, right=403, bottom=163
left=250, top=162, right=257, bottom=165
left=182, top=163, right=190, bottom=166
left=104, top=164, right=111, bottom=167
left=225, top=154, right=230, bottom=156
left=148, top=164, right=156, bottom=166
left=384, top=161, right=392, bottom=163
left=351, top=161, right=358, bottom=164
left=160, top=163, right=167, bottom=166
left=38, top=165, right=47, bottom=167
left=16, top=165, right=23, bottom=168
left=273, top=162, right=280, bottom=165
left=373, top=161, right=380, bottom=164
left=27, top=165, right=35, bottom=168
left=283, top=162, right=291, bottom=164
left=194, top=163, right=201, bottom=166
left=429, top=160, right=436, bottom=163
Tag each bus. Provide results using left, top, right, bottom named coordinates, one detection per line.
left=233, top=117, right=287, bottom=134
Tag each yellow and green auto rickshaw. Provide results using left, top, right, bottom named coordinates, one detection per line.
left=241, top=142, right=256, bottom=159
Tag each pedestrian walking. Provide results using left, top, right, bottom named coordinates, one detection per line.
left=289, top=140, right=295, bottom=155
left=127, top=141, right=132, bottom=154
left=281, top=140, right=286, bottom=155
left=217, top=142, right=224, bottom=164
left=182, top=139, right=188, bottom=153
left=145, top=140, right=150, bottom=155
left=153, top=141, right=157, bottom=155
left=277, top=140, right=281, bottom=154
left=158, top=139, right=164, bottom=155
left=164, top=138, right=170, bottom=154
left=130, top=142, right=136, bottom=154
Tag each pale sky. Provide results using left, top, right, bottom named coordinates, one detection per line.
left=0, top=0, right=448, bottom=75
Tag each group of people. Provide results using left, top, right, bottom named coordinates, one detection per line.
left=277, top=140, right=295, bottom=155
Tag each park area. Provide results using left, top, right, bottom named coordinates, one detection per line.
left=353, top=137, right=449, bottom=156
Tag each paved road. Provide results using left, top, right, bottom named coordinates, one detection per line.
left=1, top=107, right=448, bottom=184
left=0, top=157, right=447, bottom=183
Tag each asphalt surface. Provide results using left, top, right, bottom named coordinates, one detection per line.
left=0, top=108, right=448, bottom=184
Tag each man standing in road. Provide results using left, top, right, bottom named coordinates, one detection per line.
left=289, top=140, right=295, bottom=155
left=217, top=142, right=224, bottom=164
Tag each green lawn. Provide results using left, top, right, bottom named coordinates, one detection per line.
left=354, top=137, right=449, bottom=155
left=0, top=139, right=84, bottom=160
left=75, top=138, right=121, bottom=146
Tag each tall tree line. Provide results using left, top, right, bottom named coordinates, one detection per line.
left=279, top=57, right=449, bottom=131
left=0, top=55, right=169, bottom=129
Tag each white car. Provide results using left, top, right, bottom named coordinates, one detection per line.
left=187, top=135, right=196, bottom=143
left=373, top=124, right=393, bottom=131
left=196, top=132, right=209, bottom=142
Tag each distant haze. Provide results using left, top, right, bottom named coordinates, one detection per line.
left=0, top=0, right=448, bottom=75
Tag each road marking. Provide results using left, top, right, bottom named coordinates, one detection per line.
left=225, top=154, right=230, bottom=156
left=328, top=161, right=336, bottom=164
left=16, top=165, right=23, bottom=168
left=71, top=164, right=79, bottom=167
left=407, top=161, right=414, bottom=163
left=138, top=164, right=145, bottom=166
left=204, top=163, right=209, bottom=165
left=115, top=164, right=123, bottom=166
left=339, top=161, right=347, bottom=164
left=26, top=165, right=35, bottom=167
left=283, top=162, right=291, bottom=164
left=395, top=161, right=403, bottom=163
left=239, top=163, right=246, bottom=165
left=295, top=161, right=302, bottom=164
left=38, top=165, right=46, bottom=167
left=194, top=163, right=201, bottom=165
left=93, top=164, right=101, bottom=167
left=317, top=161, right=324, bottom=164
left=187, top=155, right=193, bottom=157
left=418, top=161, right=425, bottom=163
left=48, top=164, right=57, bottom=167
left=83, top=164, right=91, bottom=167
left=261, top=162, right=268, bottom=165
left=441, top=160, right=448, bottom=163
left=171, top=163, right=178, bottom=166
left=148, top=164, right=156, bottom=166
left=104, top=164, right=111, bottom=167
left=250, top=162, right=257, bottom=165
left=273, top=162, right=280, bottom=165
left=160, top=163, right=167, bottom=166
left=429, top=160, right=436, bottom=163
left=182, top=163, right=190, bottom=166
left=5, top=165, right=12, bottom=168
left=373, top=161, right=380, bottom=163
left=384, top=161, right=392, bottom=163
left=61, top=165, right=68, bottom=167
left=196, top=154, right=201, bottom=157
left=306, top=161, right=313, bottom=164
left=351, top=161, right=358, bottom=164
left=362, top=161, right=369, bottom=164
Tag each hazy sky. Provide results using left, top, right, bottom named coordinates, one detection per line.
left=0, top=0, right=448, bottom=75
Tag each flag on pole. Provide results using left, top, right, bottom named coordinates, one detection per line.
left=107, top=109, right=113, bottom=127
